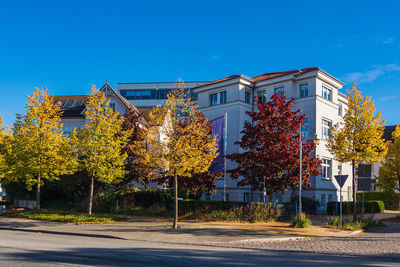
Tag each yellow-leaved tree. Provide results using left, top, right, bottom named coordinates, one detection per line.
left=5, top=88, right=78, bottom=209
left=148, top=80, right=218, bottom=229
left=327, top=83, right=387, bottom=221
left=376, top=125, right=400, bottom=192
left=72, top=86, right=130, bottom=215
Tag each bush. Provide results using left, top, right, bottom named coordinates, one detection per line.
left=356, top=192, right=400, bottom=210
left=179, top=200, right=281, bottom=222
left=94, top=187, right=173, bottom=213
left=291, top=214, right=312, bottom=228
left=327, top=200, right=385, bottom=215
left=325, top=215, right=380, bottom=231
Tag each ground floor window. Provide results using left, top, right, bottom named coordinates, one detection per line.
left=243, top=192, right=250, bottom=202
left=321, top=194, right=326, bottom=207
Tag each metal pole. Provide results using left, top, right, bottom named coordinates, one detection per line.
left=299, top=122, right=302, bottom=216
left=223, top=110, right=227, bottom=201
left=340, top=186, right=343, bottom=227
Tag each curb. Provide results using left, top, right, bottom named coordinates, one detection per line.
left=341, top=229, right=364, bottom=236
left=229, top=236, right=309, bottom=243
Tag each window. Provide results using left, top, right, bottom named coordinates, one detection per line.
left=322, top=119, right=332, bottom=139
left=243, top=192, right=250, bottom=202
left=225, top=193, right=230, bottom=201
left=274, top=86, right=284, bottom=97
left=257, top=90, right=267, bottom=102
left=347, top=186, right=352, bottom=201
left=328, top=194, right=333, bottom=203
left=338, top=103, right=343, bottom=116
left=322, top=86, right=332, bottom=101
left=245, top=90, right=251, bottom=104
left=300, top=83, right=308, bottom=97
left=121, top=89, right=172, bottom=100
left=301, top=118, right=309, bottom=138
left=358, top=164, right=372, bottom=177
left=321, top=194, right=326, bottom=207
left=209, top=91, right=227, bottom=106
left=321, top=158, right=332, bottom=179
left=124, top=90, right=152, bottom=100
left=109, top=102, right=116, bottom=112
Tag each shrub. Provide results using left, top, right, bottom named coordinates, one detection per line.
left=291, top=214, right=312, bottom=228
left=327, top=200, right=385, bottom=215
left=325, top=215, right=380, bottom=231
left=93, top=187, right=173, bottom=213
left=179, top=200, right=281, bottom=222
left=356, top=192, right=400, bottom=210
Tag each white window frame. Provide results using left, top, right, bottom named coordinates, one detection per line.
left=209, top=91, right=227, bottom=106
left=321, top=118, right=332, bottom=139
left=321, top=158, right=332, bottom=179
left=338, top=103, right=343, bottom=116
left=322, top=85, right=332, bottom=101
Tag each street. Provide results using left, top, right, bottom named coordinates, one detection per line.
left=0, top=218, right=400, bottom=266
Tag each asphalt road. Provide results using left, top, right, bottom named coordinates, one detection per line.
left=1, top=222, right=400, bottom=266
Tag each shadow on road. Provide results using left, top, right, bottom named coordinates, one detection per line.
left=4, top=246, right=400, bottom=266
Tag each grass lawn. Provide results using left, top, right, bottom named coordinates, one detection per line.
left=0, top=209, right=129, bottom=224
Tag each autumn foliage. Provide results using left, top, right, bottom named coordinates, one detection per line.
left=227, top=91, right=321, bottom=196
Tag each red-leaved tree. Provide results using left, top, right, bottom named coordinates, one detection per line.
left=226, top=91, right=321, bottom=198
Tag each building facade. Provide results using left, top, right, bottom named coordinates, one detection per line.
left=121, top=68, right=354, bottom=211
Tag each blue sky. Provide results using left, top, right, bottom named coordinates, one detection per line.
left=1, top=0, right=399, bottom=125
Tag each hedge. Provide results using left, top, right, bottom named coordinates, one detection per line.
left=327, top=200, right=385, bottom=215
left=178, top=200, right=281, bottom=222
left=356, top=192, right=400, bottom=210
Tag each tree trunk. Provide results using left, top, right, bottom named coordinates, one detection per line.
left=352, top=160, right=357, bottom=222
left=173, top=172, right=178, bottom=229
left=88, top=175, right=94, bottom=216
left=36, top=174, right=41, bottom=210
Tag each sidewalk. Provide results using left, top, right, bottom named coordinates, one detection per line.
left=0, top=216, right=350, bottom=244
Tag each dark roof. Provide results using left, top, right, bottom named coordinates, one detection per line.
left=53, top=95, right=88, bottom=118
left=383, top=125, right=398, bottom=141
left=53, top=83, right=148, bottom=126
left=192, top=67, right=320, bottom=90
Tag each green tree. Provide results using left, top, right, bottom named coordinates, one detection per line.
left=3, top=88, right=78, bottom=209
left=376, top=125, right=400, bottom=192
left=72, top=86, right=130, bottom=215
left=148, top=80, right=218, bottom=229
left=327, top=83, right=387, bottom=221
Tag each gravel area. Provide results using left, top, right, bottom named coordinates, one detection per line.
left=211, top=222, right=400, bottom=259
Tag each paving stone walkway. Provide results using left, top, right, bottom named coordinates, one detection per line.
left=211, top=222, right=400, bottom=259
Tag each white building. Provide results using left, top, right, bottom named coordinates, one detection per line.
left=121, top=67, right=354, bottom=210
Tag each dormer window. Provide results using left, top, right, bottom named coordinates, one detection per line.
left=209, top=91, right=227, bottom=106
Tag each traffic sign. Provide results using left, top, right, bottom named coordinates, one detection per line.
left=334, top=175, right=349, bottom=188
